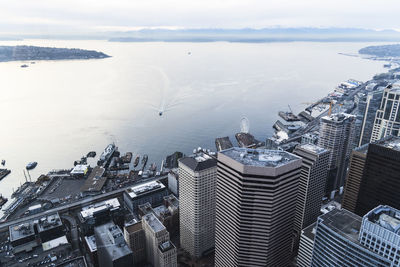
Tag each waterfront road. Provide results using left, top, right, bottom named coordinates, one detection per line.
left=0, top=175, right=167, bottom=232
left=289, top=84, right=365, bottom=140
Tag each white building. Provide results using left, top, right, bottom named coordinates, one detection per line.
left=142, top=213, right=177, bottom=267
left=178, top=152, right=217, bottom=258
left=371, top=84, right=400, bottom=142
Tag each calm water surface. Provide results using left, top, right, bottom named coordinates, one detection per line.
left=0, top=40, right=387, bottom=201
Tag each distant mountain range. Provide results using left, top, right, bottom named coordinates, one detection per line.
left=2, top=28, right=400, bottom=42
left=107, top=28, right=400, bottom=43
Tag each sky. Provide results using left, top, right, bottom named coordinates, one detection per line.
left=1, top=0, right=400, bottom=35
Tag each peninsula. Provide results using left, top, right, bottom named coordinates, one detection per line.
left=0, top=45, right=110, bottom=62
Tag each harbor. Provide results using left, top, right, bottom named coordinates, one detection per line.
left=0, top=144, right=179, bottom=222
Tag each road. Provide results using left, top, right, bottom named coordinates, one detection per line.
left=60, top=214, right=79, bottom=253
left=0, top=175, right=167, bottom=232
left=288, top=84, right=365, bottom=140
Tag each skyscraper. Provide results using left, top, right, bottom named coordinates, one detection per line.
left=355, top=89, right=384, bottom=147
left=142, top=213, right=177, bottom=267
left=318, top=113, right=356, bottom=195
left=341, top=143, right=369, bottom=213
left=292, top=144, right=329, bottom=250
left=355, top=136, right=400, bottom=216
left=123, top=219, right=146, bottom=265
left=297, top=222, right=316, bottom=267
left=310, top=208, right=391, bottom=267
left=360, top=205, right=400, bottom=266
left=178, top=152, right=217, bottom=258
left=371, top=84, right=400, bottom=142
left=215, top=148, right=302, bottom=267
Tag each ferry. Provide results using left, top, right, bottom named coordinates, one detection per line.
left=142, top=154, right=148, bottom=169
left=97, top=143, right=116, bottom=165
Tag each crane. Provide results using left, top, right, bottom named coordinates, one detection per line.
left=328, top=101, right=343, bottom=116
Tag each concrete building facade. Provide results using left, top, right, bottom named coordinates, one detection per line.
left=292, top=144, right=329, bottom=250
left=341, top=144, right=369, bottom=213
left=178, top=153, right=217, bottom=258
left=215, top=148, right=302, bottom=267
left=311, top=209, right=391, bottom=267
left=318, top=113, right=355, bottom=194
left=94, top=222, right=133, bottom=267
left=142, top=213, right=177, bottom=267
left=371, top=84, right=400, bottom=142
left=355, top=136, right=400, bottom=216
left=123, top=219, right=146, bottom=265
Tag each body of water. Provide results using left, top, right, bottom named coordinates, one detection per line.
left=0, top=40, right=387, bottom=203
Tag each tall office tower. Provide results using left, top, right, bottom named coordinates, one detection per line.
left=318, top=113, right=355, bottom=194
left=158, top=241, right=177, bottom=267
left=94, top=222, right=134, bottom=267
left=341, top=144, right=369, bottom=213
left=142, top=213, right=177, bottom=267
left=355, top=136, right=400, bottom=216
left=311, top=209, right=391, bottom=267
left=297, top=223, right=316, bottom=267
left=360, top=205, right=400, bottom=266
left=215, top=148, right=302, bottom=267
left=355, top=89, right=384, bottom=147
left=292, top=144, right=329, bottom=250
left=178, top=152, right=217, bottom=258
left=371, top=84, right=400, bottom=142
left=123, top=219, right=146, bottom=265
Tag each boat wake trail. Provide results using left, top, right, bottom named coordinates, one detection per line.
left=147, top=66, right=188, bottom=116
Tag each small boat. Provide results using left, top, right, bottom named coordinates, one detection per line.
left=26, top=162, right=37, bottom=170
left=1, top=160, right=5, bottom=166
left=87, top=151, right=96, bottom=158
left=134, top=155, right=140, bottom=168
left=142, top=154, right=148, bottom=169
left=20, top=64, right=29, bottom=68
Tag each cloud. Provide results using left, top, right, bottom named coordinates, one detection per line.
left=0, top=0, right=400, bottom=34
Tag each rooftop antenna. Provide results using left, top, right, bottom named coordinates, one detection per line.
left=240, top=117, right=250, bottom=133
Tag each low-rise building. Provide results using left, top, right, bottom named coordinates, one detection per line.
left=78, top=198, right=123, bottom=235
left=123, top=181, right=168, bottom=213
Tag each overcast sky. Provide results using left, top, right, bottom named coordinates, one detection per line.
left=1, top=0, right=400, bottom=34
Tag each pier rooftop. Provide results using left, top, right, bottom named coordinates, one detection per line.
left=80, top=166, right=106, bottom=193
